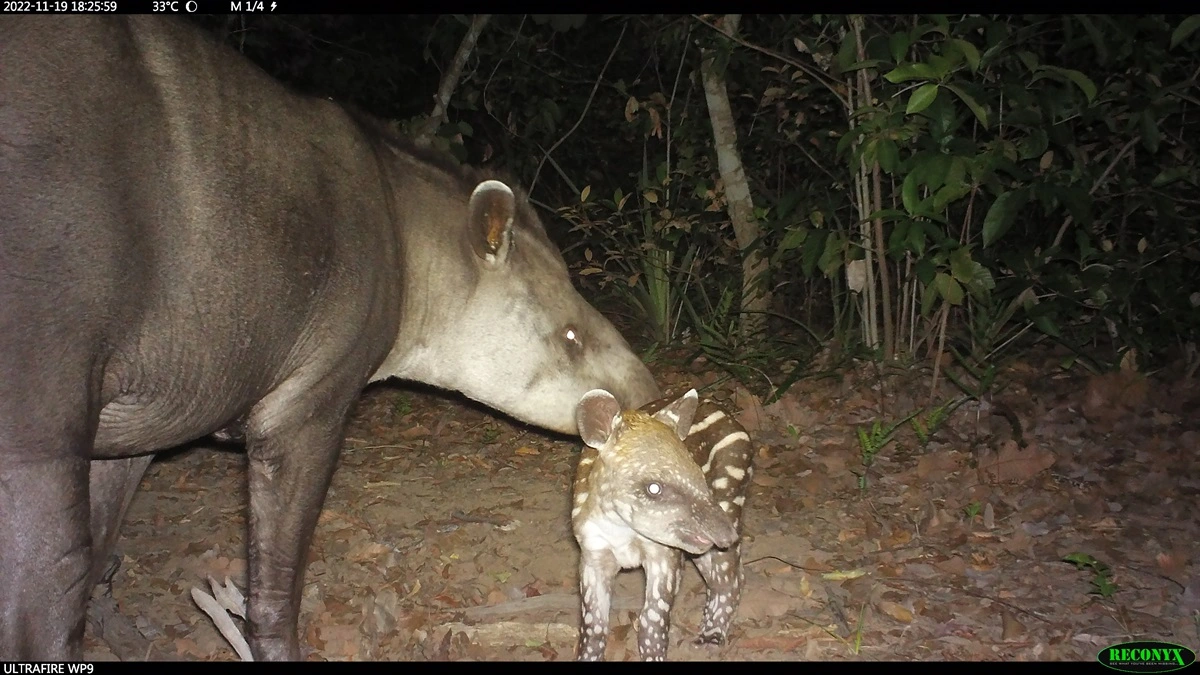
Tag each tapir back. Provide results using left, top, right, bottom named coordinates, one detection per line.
left=0, top=17, right=405, bottom=454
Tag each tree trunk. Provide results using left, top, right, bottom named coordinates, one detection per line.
left=700, top=14, right=770, bottom=341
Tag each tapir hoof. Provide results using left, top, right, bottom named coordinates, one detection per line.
left=693, top=632, right=727, bottom=647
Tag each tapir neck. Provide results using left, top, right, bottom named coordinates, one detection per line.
left=368, top=166, right=473, bottom=385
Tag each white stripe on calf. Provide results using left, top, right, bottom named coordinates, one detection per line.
left=702, top=430, right=750, bottom=473
left=688, top=411, right=727, bottom=435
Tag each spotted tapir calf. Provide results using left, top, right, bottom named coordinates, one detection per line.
left=572, top=389, right=753, bottom=661
left=0, top=16, right=660, bottom=661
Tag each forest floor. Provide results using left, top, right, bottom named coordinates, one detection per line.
left=82, top=346, right=1200, bottom=661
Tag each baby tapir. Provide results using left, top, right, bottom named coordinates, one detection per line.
left=572, top=388, right=753, bottom=661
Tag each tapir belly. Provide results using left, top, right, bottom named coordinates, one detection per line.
left=90, top=358, right=272, bottom=458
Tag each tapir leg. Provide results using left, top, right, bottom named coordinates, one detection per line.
left=87, top=456, right=155, bottom=586
left=0, top=454, right=92, bottom=660
left=242, top=381, right=359, bottom=661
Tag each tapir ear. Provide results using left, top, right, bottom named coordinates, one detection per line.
left=652, top=389, right=699, bottom=441
left=468, top=179, right=516, bottom=265
left=576, top=389, right=622, bottom=449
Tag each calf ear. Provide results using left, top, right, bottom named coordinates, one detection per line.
left=576, top=389, right=622, bottom=449
left=652, top=389, right=699, bottom=441
left=468, top=180, right=516, bottom=265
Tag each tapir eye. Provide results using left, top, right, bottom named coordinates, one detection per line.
left=562, top=325, right=584, bottom=351
left=644, top=481, right=663, bottom=498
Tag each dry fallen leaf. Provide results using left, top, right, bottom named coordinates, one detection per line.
left=977, top=440, right=1054, bottom=484
left=1001, top=610, right=1028, bottom=641
left=734, top=386, right=767, bottom=432
left=1156, top=550, right=1189, bottom=579
left=877, top=599, right=914, bottom=623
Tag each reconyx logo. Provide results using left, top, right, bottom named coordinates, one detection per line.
left=1098, top=641, right=1196, bottom=673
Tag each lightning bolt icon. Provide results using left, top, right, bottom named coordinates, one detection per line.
left=270, top=1, right=276, bottom=9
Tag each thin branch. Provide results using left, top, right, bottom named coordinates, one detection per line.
left=690, top=14, right=849, bottom=109
left=528, top=22, right=627, bottom=197
left=1050, top=136, right=1138, bottom=249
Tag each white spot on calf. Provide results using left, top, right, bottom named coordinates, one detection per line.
left=725, top=465, right=745, bottom=480
left=733, top=495, right=746, bottom=506
left=719, top=500, right=732, bottom=512
left=712, top=477, right=730, bottom=490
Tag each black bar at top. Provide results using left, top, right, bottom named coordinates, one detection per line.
left=0, top=0, right=407, bottom=14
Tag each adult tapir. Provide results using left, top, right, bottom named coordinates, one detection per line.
left=0, top=16, right=660, bottom=660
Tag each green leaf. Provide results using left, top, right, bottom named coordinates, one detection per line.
left=836, top=126, right=869, bottom=157
left=1017, top=128, right=1049, bottom=161
left=777, top=227, right=808, bottom=254
left=949, top=38, right=981, bottom=72
left=1032, top=313, right=1061, bottom=338
left=1139, top=112, right=1161, bottom=153
left=801, top=228, right=827, bottom=278
left=1033, top=66, right=1097, bottom=103
left=949, top=246, right=974, bottom=282
left=889, top=32, right=912, bottom=63
left=864, top=208, right=908, bottom=222
left=907, top=222, right=927, bottom=257
left=912, top=152, right=952, bottom=191
left=888, top=220, right=911, bottom=255
left=840, top=59, right=890, bottom=74
left=1075, top=16, right=1109, bottom=65
left=907, top=84, right=940, bottom=115
left=1016, top=50, right=1039, bottom=72
left=915, top=257, right=936, bottom=286
left=901, top=172, right=921, bottom=214
left=921, top=279, right=939, bottom=316
left=982, top=189, right=1028, bottom=247
left=963, top=262, right=995, bottom=298
left=1171, top=15, right=1200, bottom=49
left=1152, top=167, right=1190, bottom=187
left=836, top=30, right=860, bottom=73
left=883, top=62, right=938, bottom=83
left=876, top=138, right=900, bottom=173
left=935, top=272, right=965, bottom=305
left=932, top=181, right=971, bottom=212
left=944, top=84, right=989, bottom=127
left=818, top=231, right=845, bottom=277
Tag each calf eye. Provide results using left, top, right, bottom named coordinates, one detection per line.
left=645, top=482, right=662, bottom=498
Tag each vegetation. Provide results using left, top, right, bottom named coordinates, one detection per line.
left=199, top=14, right=1200, bottom=399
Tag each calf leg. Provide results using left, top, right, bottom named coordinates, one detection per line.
left=637, top=548, right=682, bottom=661
left=576, top=549, right=618, bottom=661
left=691, top=544, right=743, bottom=645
